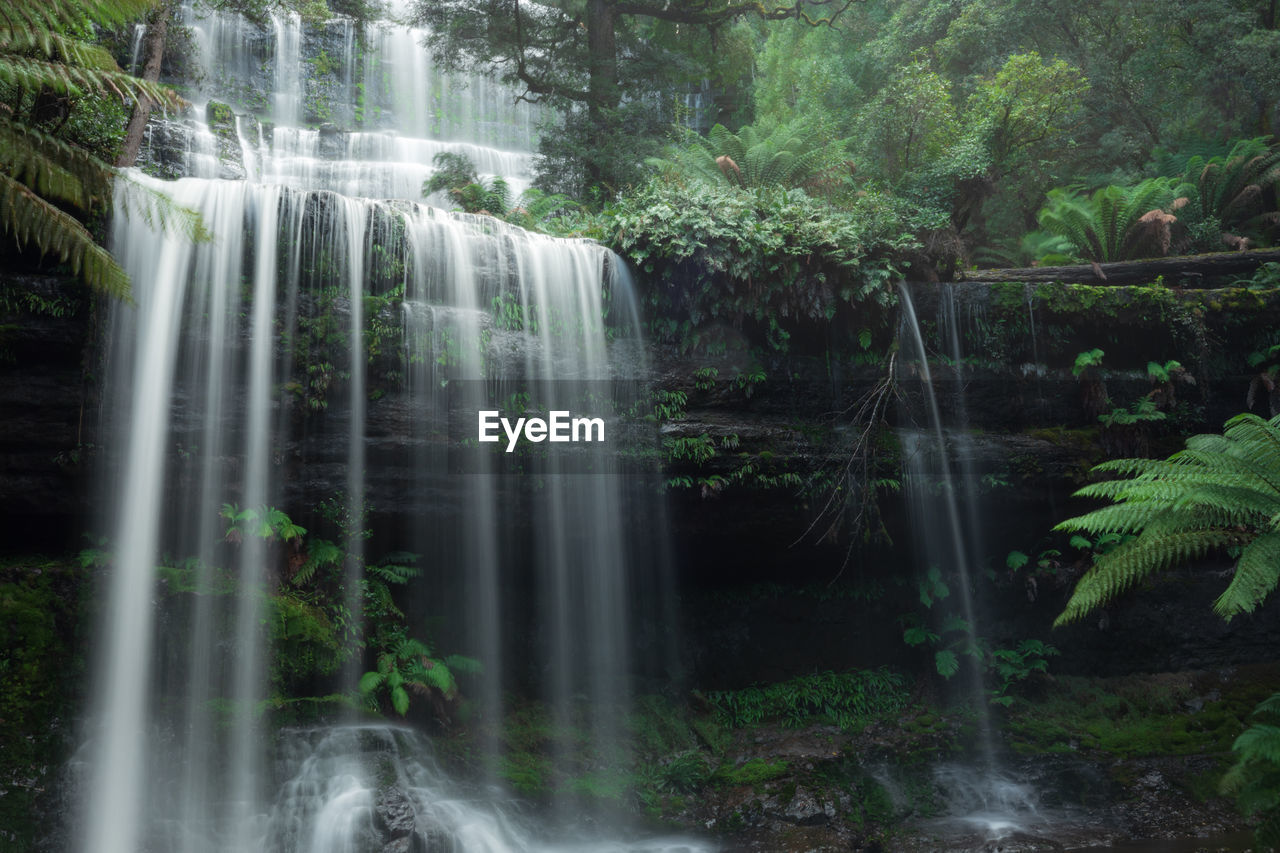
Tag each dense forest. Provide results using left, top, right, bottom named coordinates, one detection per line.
left=5, top=0, right=1280, bottom=851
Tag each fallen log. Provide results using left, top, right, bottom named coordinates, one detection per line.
left=958, top=249, right=1280, bottom=285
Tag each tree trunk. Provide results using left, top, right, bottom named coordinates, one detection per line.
left=583, top=0, right=618, bottom=189
left=958, top=249, right=1280, bottom=285
left=116, top=4, right=170, bottom=168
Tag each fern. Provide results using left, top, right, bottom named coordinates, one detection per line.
left=1180, top=137, right=1280, bottom=247
left=358, top=634, right=480, bottom=716
left=1055, top=412, right=1280, bottom=625
left=1037, top=177, right=1194, bottom=263
left=1223, top=692, right=1280, bottom=847
left=647, top=120, right=850, bottom=192
left=0, top=0, right=186, bottom=297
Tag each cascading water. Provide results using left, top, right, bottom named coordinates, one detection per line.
left=80, top=4, right=706, bottom=851
left=896, top=283, right=1042, bottom=841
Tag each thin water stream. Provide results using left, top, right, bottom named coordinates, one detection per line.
left=897, top=283, right=1041, bottom=840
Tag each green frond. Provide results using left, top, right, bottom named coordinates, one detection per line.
left=395, top=637, right=432, bottom=659
left=10, top=0, right=158, bottom=33
left=0, top=117, right=121, bottom=209
left=1214, top=532, right=1280, bottom=619
left=1234, top=725, right=1280, bottom=768
left=367, top=561, right=421, bottom=585
left=1255, top=692, right=1280, bottom=719
left=113, top=175, right=212, bottom=244
left=0, top=29, right=119, bottom=71
left=0, top=171, right=129, bottom=298
left=649, top=120, right=846, bottom=192
left=416, top=660, right=457, bottom=696
left=1055, top=527, right=1241, bottom=626
left=0, top=54, right=179, bottom=107
left=1037, top=178, right=1189, bottom=262
left=390, top=685, right=409, bottom=715
left=357, top=670, right=385, bottom=695
left=1056, top=412, right=1280, bottom=626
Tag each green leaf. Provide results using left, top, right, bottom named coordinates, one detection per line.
left=935, top=650, right=960, bottom=678
left=903, top=626, right=936, bottom=646
left=358, top=671, right=384, bottom=694
left=391, top=685, right=410, bottom=716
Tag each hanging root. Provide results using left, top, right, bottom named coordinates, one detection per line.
left=792, top=352, right=901, bottom=581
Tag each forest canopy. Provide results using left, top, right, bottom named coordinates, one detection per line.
left=412, top=0, right=1280, bottom=273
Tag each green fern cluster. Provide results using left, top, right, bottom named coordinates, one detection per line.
left=358, top=636, right=482, bottom=717
left=1180, top=137, right=1280, bottom=247
left=1036, top=177, right=1193, bottom=264
left=1222, top=691, right=1280, bottom=847
left=646, top=121, right=850, bottom=192
left=1, top=0, right=180, bottom=297
left=422, top=150, right=511, bottom=215
left=701, top=667, right=907, bottom=730
left=1054, top=412, right=1280, bottom=626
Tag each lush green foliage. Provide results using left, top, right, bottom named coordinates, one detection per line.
left=701, top=668, right=908, bottom=730
left=1222, top=691, right=1280, bottom=847
left=646, top=120, right=851, bottom=192
left=358, top=636, right=481, bottom=717
left=610, top=178, right=916, bottom=351
left=1177, top=137, right=1280, bottom=249
left=411, top=0, right=853, bottom=195
left=1055, top=412, right=1280, bottom=625
left=1036, top=178, right=1193, bottom=263
left=0, top=0, right=187, bottom=297
left=749, top=0, right=1280, bottom=262
left=422, top=151, right=511, bottom=216
left=0, top=560, right=85, bottom=847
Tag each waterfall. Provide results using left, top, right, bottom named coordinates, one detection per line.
left=896, top=283, right=1041, bottom=839
left=80, top=3, right=704, bottom=851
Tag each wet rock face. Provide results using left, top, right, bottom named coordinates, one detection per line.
left=375, top=786, right=447, bottom=852
left=0, top=274, right=92, bottom=549
left=135, top=112, right=249, bottom=182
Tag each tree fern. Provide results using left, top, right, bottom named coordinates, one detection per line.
left=1180, top=137, right=1280, bottom=247
left=1037, top=177, right=1193, bottom=264
left=1222, top=692, right=1280, bottom=848
left=0, top=0, right=183, bottom=297
left=1055, top=412, right=1280, bottom=625
left=647, top=120, right=850, bottom=192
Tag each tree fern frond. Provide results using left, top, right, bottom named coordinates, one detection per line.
left=10, top=0, right=157, bottom=32
left=415, top=660, right=457, bottom=696
left=0, top=29, right=120, bottom=71
left=0, top=54, right=179, bottom=107
left=113, top=174, right=212, bottom=244
left=0, top=171, right=129, bottom=297
left=1056, top=412, right=1280, bottom=626
left=1214, top=532, right=1280, bottom=619
left=1234, top=725, right=1280, bottom=767
left=395, top=637, right=432, bottom=659
left=1056, top=527, right=1241, bottom=626
left=358, top=670, right=385, bottom=694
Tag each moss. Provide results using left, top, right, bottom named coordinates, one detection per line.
left=565, top=768, right=631, bottom=802
left=713, top=758, right=790, bottom=787
left=205, top=99, right=235, bottom=129
left=268, top=594, right=344, bottom=694
left=501, top=752, right=551, bottom=794
left=0, top=559, right=87, bottom=848
left=1005, top=667, right=1280, bottom=759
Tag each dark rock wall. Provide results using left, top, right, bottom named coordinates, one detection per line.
left=0, top=275, right=95, bottom=550
left=7, top=273, right=1280, bottom=687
